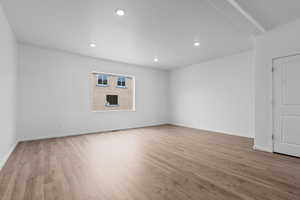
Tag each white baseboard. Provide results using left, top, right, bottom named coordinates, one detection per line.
left=0, top=141, right=19, bottom=171
left=253, top=145, right=273, bottom=153
left=169, top=123, right=254, bottom=139
left=20, top=123, right=169, bottom=142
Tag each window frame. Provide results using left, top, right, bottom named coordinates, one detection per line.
left=91, top=71, right=136, bottom=112
left=105, top=95, right=119, bottom=107
left=116, top=76, right=126, bottom=88
left=96, top=74, right=109, bottom=87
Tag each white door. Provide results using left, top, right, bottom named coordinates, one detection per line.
left=273, top=55, right=300, bottom=157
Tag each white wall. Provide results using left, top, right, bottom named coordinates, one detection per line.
left=254, top=18, right=300, bottom=152
left=170, top=51, right=254, bottom=138
left=0, top=5, right=17, bottom=168
left=17, top=44, right=169, bottom=141
left=18, top=44, right=255, bottom=141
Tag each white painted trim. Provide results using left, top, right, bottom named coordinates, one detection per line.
left=91, top=71, right=134, bottom=79
left=253, top=145, right=273, bottom=153
left=225, top=0, right=266, bottom=33
left=91, top=109, right=136, bottom=113
left=0, top=141, right=19, bottom=171
left=90, top=71, right=136, bottom=112
left=170, top=123, right=254, bottom=139
left=271, top=54, right=300, bottom=155
left=19, top=123, right=169, bottom=142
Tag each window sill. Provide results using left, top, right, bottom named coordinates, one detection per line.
left=105, top=104, right=120, bottom=107
left=96, top=84, right=109, bottom=87
left=92, top=109, right=136, bottom=113
left=116, top=86, right=127, bottom=89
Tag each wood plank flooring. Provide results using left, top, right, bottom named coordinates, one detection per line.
left=1, top=125, right=300, bottom=200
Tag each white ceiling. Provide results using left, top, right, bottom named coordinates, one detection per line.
left=236, top=0, right=300, bottom=30
left=1, top=0, right=300, bottom=69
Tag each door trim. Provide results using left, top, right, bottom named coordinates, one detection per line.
left=272, top=53, right=300, bottom=154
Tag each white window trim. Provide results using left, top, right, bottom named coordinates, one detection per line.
left=96, top=74, right=109, bottom=87
left=90, top=71, right=136, bottom=112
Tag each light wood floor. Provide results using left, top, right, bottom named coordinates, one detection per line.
left=1, top=125, right=300, bottom=200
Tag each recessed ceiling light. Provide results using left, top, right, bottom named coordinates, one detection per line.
left=154, top=58, right=159, bottom=62
left=89, top=43, right=96, bottom=48
left=194, top=41, right=200, bottom=47
left=115, top=9, right=125, bottom=16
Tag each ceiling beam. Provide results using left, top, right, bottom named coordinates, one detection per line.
left=225, top=0, right=266, bottom=33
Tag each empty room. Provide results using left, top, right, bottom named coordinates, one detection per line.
left=1, top=0, right=300, bottom=199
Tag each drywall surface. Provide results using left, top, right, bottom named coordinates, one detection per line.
left=0, top=4, right=17, bottom=169
left=17, top=44, right=169, bottom=141
left=254, top=18, right=300, bottom=152
left=170, top=51, right=254, bottom=138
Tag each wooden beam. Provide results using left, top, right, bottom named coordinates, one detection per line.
left=226, top=0, right=266, bottom=33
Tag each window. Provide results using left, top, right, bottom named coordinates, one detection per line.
left=117, top=76, right=126, bottom=88
left=106, top=95, right=118, bottom=106
left=91, top=72, right=134, bottom=111
left=97, top=74, right=108, bottom=86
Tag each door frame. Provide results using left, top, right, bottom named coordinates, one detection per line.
left=271, top=53, right=300, bottom=153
